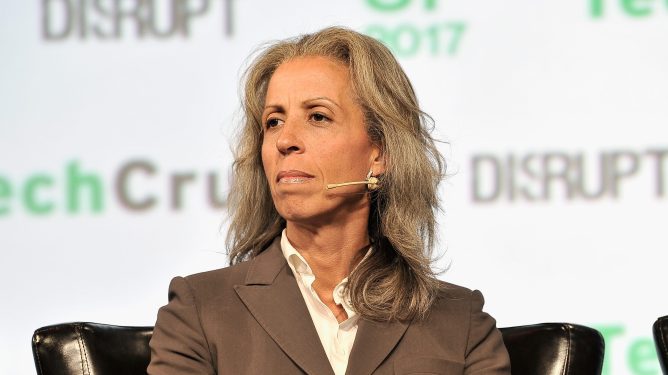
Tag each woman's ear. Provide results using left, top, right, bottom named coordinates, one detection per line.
left=370, top=145, right=386, bottom=176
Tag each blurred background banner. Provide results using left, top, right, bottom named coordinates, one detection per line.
left=1, top=0, right=667, bottom=373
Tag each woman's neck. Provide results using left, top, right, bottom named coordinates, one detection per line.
left=285, top=216, right=370, bottom=290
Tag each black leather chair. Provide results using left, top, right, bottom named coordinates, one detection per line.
left=32, top=322, right=152, bottom=375
left=32, top=322, right=605, bottom=375
left=653, top=315, right=668, bottom=374
left=500, top=323, right=604, bottom=375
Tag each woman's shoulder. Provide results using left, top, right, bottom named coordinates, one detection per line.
left=435, top=280, right=477, bottom=300
left=178, top=259, right=252, bottom=296
left=177, top=240, right=284, bottom=298
left=184, top=261, right=250, bottom=287
left=429, top=280, right=489, bottom=314
left=418, top=281, right=501, bottom=338
left=160, top=260, right=254, bottom=312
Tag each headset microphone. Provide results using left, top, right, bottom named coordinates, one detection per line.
left=326, top=170, right=379, bottom=191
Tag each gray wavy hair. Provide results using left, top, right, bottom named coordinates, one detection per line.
left=226, top=26, right=445, bottom=321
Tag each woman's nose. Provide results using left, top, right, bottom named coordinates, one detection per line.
left=275, top=120, right=304, bottom=155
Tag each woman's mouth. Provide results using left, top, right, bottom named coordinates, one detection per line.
left=276, top=170, right=315, bottom=184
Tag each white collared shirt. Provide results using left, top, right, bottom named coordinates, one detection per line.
left=280, top=230, right=360, bottom=375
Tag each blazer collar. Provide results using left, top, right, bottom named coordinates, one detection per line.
left=235, top=237, right=411, bottom=375
left=234, top=238, right=334, bottom=375
left=243, top=237, right=287, bottom=285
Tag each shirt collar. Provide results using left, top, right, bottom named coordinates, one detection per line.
left=280, top=229, right=313, bottom=276
left=280, top=229, right=372, bottom=318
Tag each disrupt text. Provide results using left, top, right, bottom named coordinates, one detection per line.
left=471, top=148, right=668, bottom=202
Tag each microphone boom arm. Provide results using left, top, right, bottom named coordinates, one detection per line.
left=326, top=176, right=379, bottom=190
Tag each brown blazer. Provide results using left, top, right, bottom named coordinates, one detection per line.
left=148, top=238, right=510, bottom=374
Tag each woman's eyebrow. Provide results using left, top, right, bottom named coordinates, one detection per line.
left=303, top=97, right=341, bottom=109
left=263, top=104, right=285, bottom=114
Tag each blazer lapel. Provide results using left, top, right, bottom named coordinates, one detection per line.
left=234, top=238, right=334, bottom=375
left=345, top=317, right=410, bottom=375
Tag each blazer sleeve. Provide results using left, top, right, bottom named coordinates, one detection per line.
left=464, top=290, right=511, bottom=374
left=148, top=276, right=216, bottom=375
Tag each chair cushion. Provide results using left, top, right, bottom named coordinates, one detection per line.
left=32, top=322, right=153, bottom=375
left=500, top=323, right=604, bottom=375
left=653, top=316, right=668, bottom=374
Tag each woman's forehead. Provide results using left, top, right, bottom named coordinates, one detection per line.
left=264, top=56, right=356, bottom=109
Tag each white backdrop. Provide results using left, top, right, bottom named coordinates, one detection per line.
left=1, top=1, right=667, bottom=374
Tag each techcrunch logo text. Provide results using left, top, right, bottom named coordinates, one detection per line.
left=590, top=0, right=668, bottom=18
left=0, top=159, right=228, bottom=216
left=595, top=324, right=659, bottom=375
left=41, top=0, right=236, bottom=41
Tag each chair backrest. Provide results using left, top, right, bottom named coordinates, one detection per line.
left=33, top=322, right=604, bottom=375
left=653, top=315, right=668, bottom=374
left=32, top=322, right=152, bottom=375
left=500, top=323, right=604, bottom=375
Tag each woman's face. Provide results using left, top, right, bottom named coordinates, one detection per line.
left=261, top=56, right=383, bottom=225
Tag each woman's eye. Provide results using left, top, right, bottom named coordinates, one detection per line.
left=265, top=118, right=283, bottom=128
left=310, top=113, right=329, bottom=122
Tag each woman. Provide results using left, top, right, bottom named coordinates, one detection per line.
left=148, top=27, right=510, bottom=375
